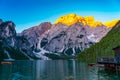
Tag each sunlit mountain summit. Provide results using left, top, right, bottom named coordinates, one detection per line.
left=103, top=19, right=119, bottom=28
left=54, top=14, right=119, bottom=28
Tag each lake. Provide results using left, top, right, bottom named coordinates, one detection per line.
left=0, top=60, right=120, bottom=80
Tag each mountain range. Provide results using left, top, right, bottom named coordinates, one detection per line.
left=0, top=14, right=119, bottom=60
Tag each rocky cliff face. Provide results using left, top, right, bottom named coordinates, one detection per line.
left=20, top=22, right=52, bottom=59
left=21, top=22, right=110, bottom=57
left=0, top=20, right=36, bottom=60
left=21, top=22, right=52, bottom=51
left=42, top=23, right=89, bottom=55
left=0, top=21, right=16, bottom=44
left=85, top=25, right=111, bottom=42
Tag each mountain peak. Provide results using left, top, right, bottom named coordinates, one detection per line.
left=54, top=14, right=119, bottom=28
left=54, top=14, right=103, bottom=27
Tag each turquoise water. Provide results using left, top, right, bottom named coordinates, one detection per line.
left=0, top=60, right=120, bottom=80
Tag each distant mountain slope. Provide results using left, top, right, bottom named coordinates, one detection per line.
left=77, top=21, right=120, bottom=63
left=21, top=22, right=110, bottom=56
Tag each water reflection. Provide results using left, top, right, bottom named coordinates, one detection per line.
left=0, top=60, right=120, bottom=80
left=97, top=69, right=120, bottom=80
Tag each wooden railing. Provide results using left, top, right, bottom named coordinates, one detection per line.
left=97, top=57, right=115, bottom=64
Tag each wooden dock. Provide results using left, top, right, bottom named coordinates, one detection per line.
left=97, top=46, right=120, bottom=71
left=97, top=57, right=120, bottom=71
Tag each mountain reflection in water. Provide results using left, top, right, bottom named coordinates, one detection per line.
left=0, top=60, right=120, bottom=80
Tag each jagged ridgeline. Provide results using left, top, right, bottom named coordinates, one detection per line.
left=77, top=21, right=120, bottom=63
left=0, top=14, right=119, bottom=60
left=54, top=14, right=119, bottom=28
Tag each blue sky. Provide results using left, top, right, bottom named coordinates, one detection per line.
left=0, top=0, right=120, bottom=32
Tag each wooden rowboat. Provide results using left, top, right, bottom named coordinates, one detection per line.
left=1, top=61, right=13, bottom=65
